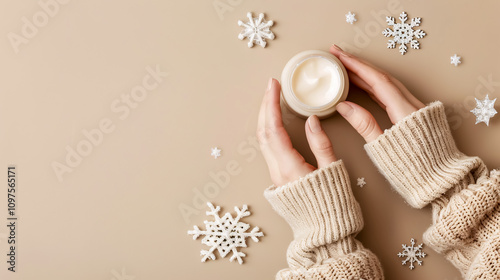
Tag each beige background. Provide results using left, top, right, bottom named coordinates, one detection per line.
left=0, top=0, right=499, bottom=279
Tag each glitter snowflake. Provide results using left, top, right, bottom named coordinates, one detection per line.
left=211, top=147, right=221, bottom=159
left=398, top=238, right=426, bottom=270
left=238, top=12, right=275, bottom=48
left=470, top=95, right=497, bottom=126
left=188, top=202, right=264, bottom=264
left=357, top=177, right=366, bottom=188
left=345, top=11, right=357, bottom=24
left=450, top=54, right=461, bottom=66
left=382, top=11, right=426, bottom=55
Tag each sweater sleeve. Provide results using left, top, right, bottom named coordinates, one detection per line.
left=365, top=101, right=500, bottom=279
left=264, top=160, right=383, bottom=280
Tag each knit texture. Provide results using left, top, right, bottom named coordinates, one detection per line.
left=263, top=102, right=499, bottom=279
left=264, top=160, right=383, bottom=280
left=365, top=101, right=500, bottom=279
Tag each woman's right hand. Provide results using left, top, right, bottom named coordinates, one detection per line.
left=330, top=44, right=426, bottom=143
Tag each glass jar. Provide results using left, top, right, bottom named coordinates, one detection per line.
left=281, top=50, right=349, bottom=119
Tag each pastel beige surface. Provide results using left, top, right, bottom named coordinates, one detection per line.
left=0, top=1, right=499, bottom=280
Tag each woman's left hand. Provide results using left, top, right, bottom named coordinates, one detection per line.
left=257, top=78, right=338, bottom=187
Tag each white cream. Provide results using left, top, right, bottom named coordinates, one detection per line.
left=291, top=57, right=341, bottom=107
left=281, top=50, right=349, bottom=119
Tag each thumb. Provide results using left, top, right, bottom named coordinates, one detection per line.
left=305, top=115, right=337, bottom=168
left=336, top=101, right=383, bottom=143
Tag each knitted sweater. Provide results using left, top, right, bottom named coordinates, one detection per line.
left=264, top=102, right=500, bottom=279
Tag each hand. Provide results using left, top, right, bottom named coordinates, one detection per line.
left=257, top=78, right=337, bottom=187
left=330, top=45, right=425, bottom=142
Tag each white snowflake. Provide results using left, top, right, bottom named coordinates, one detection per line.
left=470, top=95, right=497, bottom=126
left=238, top=12, right=275, bottom=48
left=357, top=177, right=366, bottom=188
left=450, top=54, right=461, bottom=66
left=211, top=147, right=221, bottom=159
left=345, top=11, right=357, bottom=24
left=382, top=11, right=426, bottom=55
left=188, top=202, right=264, bottom=264
left=398, top=238, right=426, bottom=270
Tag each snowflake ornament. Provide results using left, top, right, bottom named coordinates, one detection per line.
left=357, top=177, right=366, bottom=188
left=450, top=54, right=461, bottom=66
left=470, top=95, right=497, bottom=126
left=382, top=11, right=426, bottom=55
left=188, top=202, right=264, bottom=264
left=211, top=147, right=221, bottom=159
left=398, top=238, right=427, bottom=270
left=238, top=12, right=275, bottom=48
left=345, top=11, right=357, bottom=24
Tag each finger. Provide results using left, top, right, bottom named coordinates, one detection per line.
left=346, top=69, right=373, bottom=94
left=257, top=78, right=297, bottom=164
left=257, top=79, right=279, bottom=173
left=330, top=45, right=391, bottom=81
left=305, top=115, right=337, bottom=168
left=257, top=78, right=271, bottom=133
left=347, top=70, right=387, bottom=110
left=338, top=57, right=385, bottom=107
left=265, top=78, right=284, bottom=130
left=257, top=78, right=284, bottom=144
left=330, top=46, right=406, bottom=107
left=336, top=101, right=383, bottom=143
left=390, top=78, right=426, bottom=109
left=330, top=45, right=389, bottom=83
left=330, top=45, right=425, bottom=109
left=330, top=45, right=422, bottom=121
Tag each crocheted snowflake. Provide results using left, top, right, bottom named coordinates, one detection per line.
left=188, top=202, right=264, bottom=264
left=345, top=11, right=357, bottom=24
left=470, top=95, right=497, bottom=126
left=398, top=238, right=426, bottom=270
left=382, top=11, right=426, bottom=55
left=210, top=147, right=221, bottom=159
left=238, top=12, right=275, bottom=48
left=357, top=177, right=366, bottom=188
left=450, top=54, right=461, bottom=66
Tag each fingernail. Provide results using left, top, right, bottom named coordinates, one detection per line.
left=308, top=115, right=322, bottom=133
left=332, top=44, right=351, bottom=58
left=336, top=102, right=354, bottom=117
left=267, top=78, right=274, bottom=91
left=332, top=44, right=343, bottom=51
left=340, top=51, right=351, bottom=58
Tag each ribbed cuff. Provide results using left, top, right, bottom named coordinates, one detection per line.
left=365, top=101, right=482, bottom=208
left=264, top=160, right=364, bottom=245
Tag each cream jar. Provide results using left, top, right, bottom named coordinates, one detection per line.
left=281, top=50, right=349, bottom=119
